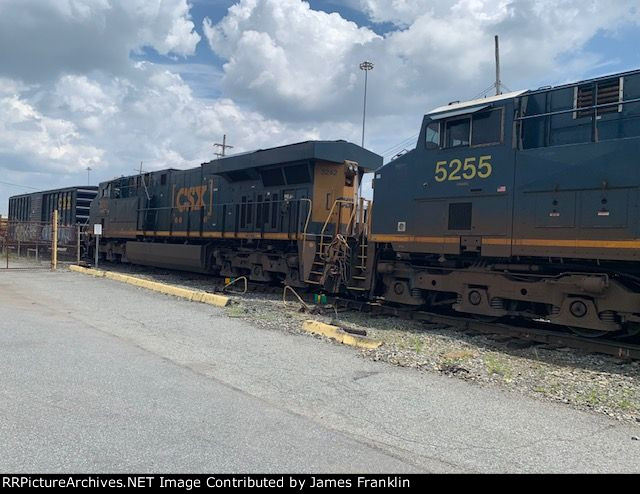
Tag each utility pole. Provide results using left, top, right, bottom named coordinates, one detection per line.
left=214, top=134, right=234, bottom=158
left=359, top=61, right=374, bottom=148
left=495, top=35, right=502, bottom=96
left=51, top=210, right=58, bottom=271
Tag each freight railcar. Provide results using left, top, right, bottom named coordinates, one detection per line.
left=88, top=141, right=381, bottom=289
left=371, top=69, right=640, bottom=335
left=8, top=186, right=98, bottom=225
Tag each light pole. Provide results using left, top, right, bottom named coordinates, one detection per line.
left=359, top=61, right=374, bottom=148
left=86, top=166, right=92, bottom=186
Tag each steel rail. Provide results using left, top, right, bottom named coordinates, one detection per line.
left=334, top=297, right=640, bottom=360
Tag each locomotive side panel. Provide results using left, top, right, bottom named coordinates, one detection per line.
left=513, top=73, right=640, bottom=261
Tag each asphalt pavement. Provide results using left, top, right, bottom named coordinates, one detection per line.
left=1, top=269, right=639, bottom=473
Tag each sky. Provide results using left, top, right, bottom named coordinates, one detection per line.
left=1, top=0, right=640, bottom=214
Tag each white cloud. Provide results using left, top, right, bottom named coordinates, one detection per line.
left=0, top=93, right=105, bottom=173
left=0, top=65, right=323, bottom=179
left=204, top=0, right=640, bottom=112
left=203, top=0, right=379, bottom=119
left=0, top=0, right=201, bottom=82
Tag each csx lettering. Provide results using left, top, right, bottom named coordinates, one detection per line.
left=175, top=186, right=207, bottom=212
left=435, top=155, right=493, bottom=182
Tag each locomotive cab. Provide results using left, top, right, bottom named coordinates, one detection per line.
left=372, top=91, right=524, bottom=258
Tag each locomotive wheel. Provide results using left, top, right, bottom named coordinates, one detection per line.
left=621, top=322, right=640, bottom=338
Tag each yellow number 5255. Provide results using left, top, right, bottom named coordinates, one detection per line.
left=435, top=155, right=493, bottom=182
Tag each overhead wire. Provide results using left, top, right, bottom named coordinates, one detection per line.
left=0, top=180, right=39, bottom=190
left=379, top=133, right=419, bottom=160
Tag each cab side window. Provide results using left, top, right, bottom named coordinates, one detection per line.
left=425, top=122, right=441, bottom=149
left=471, top=109, right=502, bottom=146
left=445, top=118, right=471, bottom=147
left=443, top=108, right=503, bottom=148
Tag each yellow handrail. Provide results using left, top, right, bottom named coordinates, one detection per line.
left=300, top=198, right=313, bottom=241
left=319, top=199, right=357, bottom=257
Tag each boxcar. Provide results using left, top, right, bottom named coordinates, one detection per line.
left=8, top=186, right=98, bottom=226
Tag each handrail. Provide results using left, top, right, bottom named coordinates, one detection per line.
left=318, top=199, right=360, bottom=258
left=223, top=276, right=248, bottom=294
left=300, top=198, right=313, bottom=241
left=283, top=285, right=311, bottom=311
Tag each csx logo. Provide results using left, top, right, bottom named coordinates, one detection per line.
left=175, top=185, right=208, bottom=212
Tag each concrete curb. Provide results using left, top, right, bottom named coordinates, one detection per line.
left=302, top=320, right=383, bottom=350
left=69, top=265, right=230, bottom=308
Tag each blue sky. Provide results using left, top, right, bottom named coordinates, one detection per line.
left=0, top=0, right=639, bottom=213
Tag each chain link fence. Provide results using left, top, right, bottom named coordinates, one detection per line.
left=0, top=219, right=84, bottom=270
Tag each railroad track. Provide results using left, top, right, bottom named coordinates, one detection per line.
left=84, top=264, right=640, bottom=361
left=333, top=297, right=640, bottom=361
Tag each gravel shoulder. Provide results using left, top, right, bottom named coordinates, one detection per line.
left=232, top=298, right=640, bottom=424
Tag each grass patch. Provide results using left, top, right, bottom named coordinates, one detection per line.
left=411, top=336, right=424, bottom=354
left=442, top=350, right=475, bottom=364
left=394, top=337, right=408, bottom=351
left=615, top=389, right=638, bottom=412
left=484, top=355, right=513, bottom=381
left=618, top=398, right=634, bottom=411
left=584, top=388, right=605, bottom=407
left=226, top=304, right=247, bottom=319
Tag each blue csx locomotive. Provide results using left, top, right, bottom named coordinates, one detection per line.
left=81, top=68, right=640, bottom=335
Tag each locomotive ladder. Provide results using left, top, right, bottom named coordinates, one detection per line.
left=305, top=233, right=333, bottom=285
left=306, top=198, right=372, bottom=290
left=346, top=199, right=372, bottom=292
left=305, top=199, right=357, bottom=286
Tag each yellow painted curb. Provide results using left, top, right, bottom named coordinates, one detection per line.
left=302, top=320, right=383, bottom=350
left=69, top=265, right=106, bottom=277
left=69, top=265, right=230, bottom=307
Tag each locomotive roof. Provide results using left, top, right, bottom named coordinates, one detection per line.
left=427, top=68, right=640, bottom=118
left=203, top=140, right=382, bottom=174
left=525, top=67, right=640, bottom=95
left=427, top=90, right=526, bottom=118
